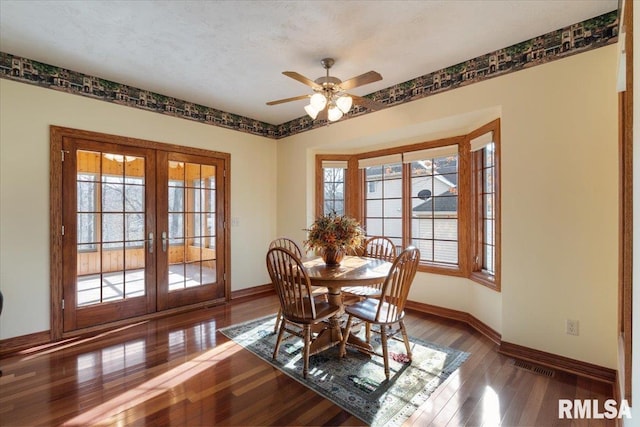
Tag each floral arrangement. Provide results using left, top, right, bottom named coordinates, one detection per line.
left=304, top=212, right=365, bottom=252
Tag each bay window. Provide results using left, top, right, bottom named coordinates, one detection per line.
left=315, top=119, right=500, bottom=289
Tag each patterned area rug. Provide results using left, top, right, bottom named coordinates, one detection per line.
left=219, top=315, right=469, bottom=427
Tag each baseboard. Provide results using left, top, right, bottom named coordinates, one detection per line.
left=231, top=283, right=273, bottom=301
left=405, top=300, right=502, bottom=345
left=0, top=287, right=619, bottom=387
left=406, top=300, right=616, bottom=384
left=0, top=330, right=51, bottom=357
left=0, top=284, right=273, bottom=357
left=499, top=341, right=617, bottom=384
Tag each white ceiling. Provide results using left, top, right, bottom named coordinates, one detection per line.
left=0, top=0, right=617, bottom=126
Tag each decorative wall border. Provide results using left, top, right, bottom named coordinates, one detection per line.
left=0, top=10, right=618, bottom=139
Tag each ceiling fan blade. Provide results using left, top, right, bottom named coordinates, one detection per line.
left=266, top=94, right=310, bottom=106
left=282, top=71, right=323, bottom=90
left=350, top=94, right=386, bottom=111
left=339, top=71, right=382, bottom=91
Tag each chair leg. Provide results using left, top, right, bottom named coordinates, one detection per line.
left=339, top=315, right=354, bottom=357
left=273, top=308, right=282, bottom=334
left=399, top=320, right=412, bottom=359
left=272, top=319, right=286, bottom=360
left=380, top=325, right=390, bottom=380
left=303, top=324, right=311, bottom=379
left=365, top=322, right=371, bottom=343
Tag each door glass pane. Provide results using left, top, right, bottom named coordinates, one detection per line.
left=102, top=213, right=124, bottom=243
left=186, top=262, right=203, bottom=287
left=168, top=161, right=216, bottom=292
left=125, top=184, right=144, bottom=212
left=168, top=186, right=184, bottom=212
left=76, top=150, right=146, bottom=307
left=125, top=213, right=145, bottom=242
left=102, top=180, right=124, bottom=212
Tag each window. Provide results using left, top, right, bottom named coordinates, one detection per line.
left=469, top=126, right=500, bottom=289
left=316, top=157, right=350, bottom=217
left=471, top=133, right=496, bottom=275
left=406, top=146, right=459, bottom=266
left=314, top=119, right=500, bottom=288
left=323, top=163, right=347, bottom=215
left=360, top=154, right=403, bottom=248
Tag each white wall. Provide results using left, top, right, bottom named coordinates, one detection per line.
left=0, top=79, right=277, bottom=339
left=277, top=45, right=619, bottom=368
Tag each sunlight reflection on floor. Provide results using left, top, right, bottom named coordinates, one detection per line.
left=61, top=340, right=241, bottom=426
left=482, top=385, right=501, bottom=426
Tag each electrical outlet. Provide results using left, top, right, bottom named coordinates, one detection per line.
left=566, top=319, right=579, bottom=336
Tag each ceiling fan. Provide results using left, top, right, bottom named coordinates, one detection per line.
left=266, top=58, right=385, bottom=122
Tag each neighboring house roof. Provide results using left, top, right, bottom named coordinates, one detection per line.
left=413, top=163, right=458, bottom=213
left=432, top=165, right=458, bottom=187
left=367, top=163, right=458, bottom=184
left=413, top=194, right=458, bottom=213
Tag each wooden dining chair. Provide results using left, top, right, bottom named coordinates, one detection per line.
left=342, top=236, right=397, bottom=299
left=269, top=238, right=303, bottom=333
left=339, top=246, right=420, bottom=380
left=269, top=237, right=316, bottom=333
left=341, top=236, right=398, bottom=340
left=266, top=247, right=342, bottom=379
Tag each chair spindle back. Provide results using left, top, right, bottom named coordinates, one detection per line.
left=376, top=246, right=420, bottom=323
left=266, top=247, right=317, bottom=321
left=363, top=236, right=397, bottom=261
left=269, top=237, right=303, bottom=258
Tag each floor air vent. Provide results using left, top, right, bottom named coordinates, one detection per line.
left=512, top=359, right=555, bottom=378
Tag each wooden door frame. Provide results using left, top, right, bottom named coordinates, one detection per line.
left=61, top=138, right=157, bottom=331
left=155, top=151, right=227, bottom=311
left=50, top=126, right=231, bottom=340
left=618, top=0, right=633, bottom=404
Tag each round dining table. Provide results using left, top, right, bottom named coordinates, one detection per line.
left=302, top=255, right=393, bottom=354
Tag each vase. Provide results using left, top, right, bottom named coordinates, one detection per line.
left=322, top=247, right=345, bottom=266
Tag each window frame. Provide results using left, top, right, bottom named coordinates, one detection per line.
left=405, top=144, right=462, bottom=270
left=315, top=155, right=354, bottom=218
left=314, top=119, right=501, bottom=290
left=362, top=155, right=404, bottom=250
left=468, top=121, right=501, bottom=290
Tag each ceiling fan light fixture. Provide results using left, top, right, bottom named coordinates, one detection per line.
left=335, top=94, right=352, bottom=114
left=327, top=105, right=343, bottom=122
left=310, top=92, right=327, bottom=110
left=267, top=57, right=383, bottom=121
left=304, top=104, right=320, bottom=120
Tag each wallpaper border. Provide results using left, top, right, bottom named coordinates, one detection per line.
left=0, top=10, right=618, bottom=140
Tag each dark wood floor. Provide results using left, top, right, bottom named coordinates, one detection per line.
left=0, top=294, right=614, bottom=426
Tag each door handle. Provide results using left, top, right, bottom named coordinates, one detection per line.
left=148, top=232, right=154, bottom=253
left=162, top=231, right=168, bottom=252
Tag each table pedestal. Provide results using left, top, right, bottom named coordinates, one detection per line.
left=308, top=288, right=372, bottom=355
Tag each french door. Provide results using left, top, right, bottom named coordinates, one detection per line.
left=57, top=130, right=228, bottom=333
left=156, top=151, right=226, bottom=311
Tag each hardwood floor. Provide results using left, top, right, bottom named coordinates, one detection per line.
left=0, top=295, right=614, bottom=426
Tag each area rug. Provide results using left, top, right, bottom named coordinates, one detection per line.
left=219, top=315, right=469, bottom=427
